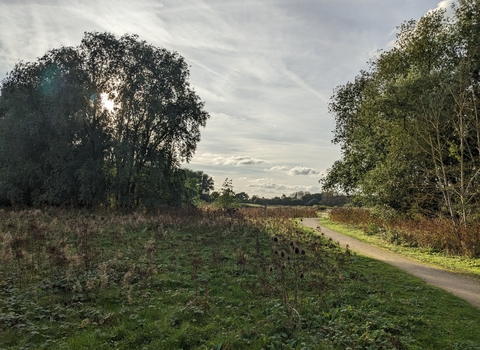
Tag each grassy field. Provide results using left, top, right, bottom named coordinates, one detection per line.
left=1, top=207, right=480, bottom=349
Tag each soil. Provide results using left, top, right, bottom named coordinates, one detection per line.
left=301, top=218, right=480, bottom=309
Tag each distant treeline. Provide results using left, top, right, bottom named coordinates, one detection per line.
left=231, top=191, right=349, bottom=207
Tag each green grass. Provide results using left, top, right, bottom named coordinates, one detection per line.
left=320, top=216, right=480, bottom=279
left=0, top=208, right=479, bottom=349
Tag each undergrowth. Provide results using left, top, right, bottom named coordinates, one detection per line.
left=0, top=207, right=479, bottom=349
left=329, top=207, right=480, bottom=257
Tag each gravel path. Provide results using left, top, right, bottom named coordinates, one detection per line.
left=301, top=218, right=480, bottom=309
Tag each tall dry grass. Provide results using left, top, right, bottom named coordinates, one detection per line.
left=329, top=207, right=480, bottom=257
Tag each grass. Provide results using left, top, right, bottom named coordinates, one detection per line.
left=0, top=207, right=479, bottom=349
left=320, top=216, right=480, bottom=279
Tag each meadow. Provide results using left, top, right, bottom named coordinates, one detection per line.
left=1, top=207, right=480, bottom=349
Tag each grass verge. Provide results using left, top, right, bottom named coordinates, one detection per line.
left=319, top=216, right=480, bottom=279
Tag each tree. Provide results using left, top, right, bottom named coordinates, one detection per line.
left=323, top=2, right=480, bottom=225
left=184, top=169, right=215, bottom=201
left=0, top=32, right=209, bottom=207
left=214, top=178, right=239, bottom=211
left=235, top=191, right=250, bottom=203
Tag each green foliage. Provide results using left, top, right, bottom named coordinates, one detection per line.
left=322, top=1, right=480, bottom=225
left=249, top=192, right=349, bottom=207
left=184, top=169, right=215, bottom=202
left=0, top=32, right=210, bottom=208
left=235, top=191, right=250, bottom=203
left=214, top=178, right=239, bottom=211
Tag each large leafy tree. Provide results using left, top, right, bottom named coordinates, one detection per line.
left=322, top=0, right=480, bottom=224
left=0, top=32, right=209, bottom=207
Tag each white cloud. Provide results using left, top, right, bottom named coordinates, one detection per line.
left=264, top=166, right=289, bottom=172
left=281, top=66, right=329, bottom=103
left=429, top=0, right=455, bottom=15
left=288, top=166, right=320, bottom=176
left=436, top=0, right=454, bottom=10
left=265, top=165, right=321, bottom=176
left=212, top=155, right=265, bottom=166
left=247, top=181, right=321, bottom=193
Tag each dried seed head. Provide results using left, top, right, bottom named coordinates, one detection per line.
left=274, top=250, right=278, bottom=255
left=300, top=272, right=304, bottom=279
left=289, top=241, right=294, bottom=247
left=280, top=250, right=285, bottom=258
left=272, top=236, right=278, bottom=242
left=269, top=266, right=274, bottom=272
left=295, top=247, right=300, bottom=254
left=301, top=249, right=306, bottom=255
left=287, top=256, right=291, bottom=261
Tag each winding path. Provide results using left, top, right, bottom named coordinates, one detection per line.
left=301, top=218, right=480, bottom=309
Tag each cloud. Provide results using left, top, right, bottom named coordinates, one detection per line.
left=281, top=66, right=329, bottom=103
left=265, top=165, right=321, bottom=176
left=247, top=180, right=321, bottom=193
left=212, top=155, right=266, bottom=166
left=288, top=166, right=320, bottom=176
left=436, top=0, right=454, bottom=10
left=430, top=0, right=455, bottom=15
left=264, top=166, right=289, bottom=172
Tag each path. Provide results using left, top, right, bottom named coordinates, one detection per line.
left=301, top=218, right=480, bottom=309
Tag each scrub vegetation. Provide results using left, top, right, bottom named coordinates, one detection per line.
left=324, top=207, right=480, bottom=277
left=1, top=207, right=480, bottom=349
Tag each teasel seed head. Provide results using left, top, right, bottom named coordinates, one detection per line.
left=301, top=249, right=306, bottom=255
left=294, top=246, right=300, bottom=254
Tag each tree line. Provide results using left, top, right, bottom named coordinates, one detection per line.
left=233, top=191, right=348, bottom=207
left=322, top=0, right=480, bottom=225
left=0, top=32, right=210, bottom=208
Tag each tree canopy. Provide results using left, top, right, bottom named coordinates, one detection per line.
left=0, top=32, right=210, bottom=207
left=321, top=0, right=480, bottom=224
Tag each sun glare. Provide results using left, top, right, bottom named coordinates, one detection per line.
left=101, top=93, right=115, bottom=112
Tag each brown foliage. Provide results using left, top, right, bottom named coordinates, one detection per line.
left=329, top=208, right=480, bottom=257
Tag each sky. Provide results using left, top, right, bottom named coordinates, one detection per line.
left=0, top=0, right=455, bottom=198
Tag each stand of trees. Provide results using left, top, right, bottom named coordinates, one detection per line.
left=322, top=0, right=480, bottom=225
left=0, top=32, right=209, bottom=207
